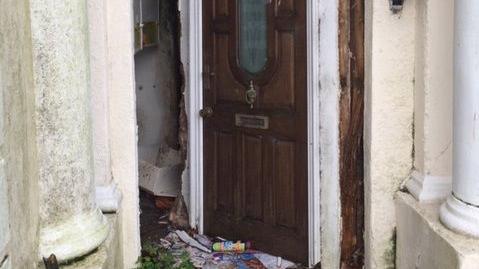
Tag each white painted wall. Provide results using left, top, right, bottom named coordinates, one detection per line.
left=88, top=0, right=112, bottom=188
left=407, top=0, right=454, bottom=202
left=413, top=0, right=453, bottom=178
left=105, top=0, right=141, bottom=266
left=364, top=0, right=416, bottom=268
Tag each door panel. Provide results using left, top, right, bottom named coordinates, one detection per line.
left=203, top=0, right=308, bottom=262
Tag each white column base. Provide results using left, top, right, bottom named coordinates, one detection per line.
left=440, top=194, right=479, bottom=238
left=95, top=185, right=122, bottom=213
left=39, top=209, right=110, bottom=263
left=405, top=170, right=452, bottom=202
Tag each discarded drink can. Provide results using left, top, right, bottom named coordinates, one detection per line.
left=212, top=241, right=251, bottom=252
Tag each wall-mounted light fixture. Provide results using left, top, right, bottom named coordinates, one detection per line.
left=390, top=0, right=405, bottom=13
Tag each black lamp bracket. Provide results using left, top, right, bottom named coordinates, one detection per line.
left=390, top=0, right=405, bottom=13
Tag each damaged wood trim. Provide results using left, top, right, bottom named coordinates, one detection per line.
left=338, top=0, right=365, bottom=268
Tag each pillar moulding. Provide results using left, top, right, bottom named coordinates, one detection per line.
left=440, top=0, right=479, bottom=238
left=30, top=0, right=109, bottom=262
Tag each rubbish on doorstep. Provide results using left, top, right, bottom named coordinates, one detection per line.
left=168, top=194, right=189, bottom=229
left=162, top=230, right=298, bottom=268
left=194, top=233, right=214, bottom=249
left=175, top=230, right=212, bottom=253
left=212, top=241, right=252, bottom=252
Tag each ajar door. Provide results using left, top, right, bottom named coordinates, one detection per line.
left=203, top=0, right=308, bottom=263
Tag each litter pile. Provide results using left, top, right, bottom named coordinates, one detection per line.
left=159, top=229, right=297, bottom=269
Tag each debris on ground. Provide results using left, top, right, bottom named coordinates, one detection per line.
left=169, top=194, right=190, bottom=230
left=151, top=229, right=297, bottom=269
left=212, top=241, right=251, bottom=252
left=155, top=196, right=176, bottom=210
left=140, top=191, right=299, bottom=268
left=175, top=230, right=212, bottom=253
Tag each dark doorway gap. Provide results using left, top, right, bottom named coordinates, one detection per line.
left=137, top=0, right=185, bottom=248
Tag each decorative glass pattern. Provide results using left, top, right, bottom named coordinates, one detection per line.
left=239, top=0, right=268, bottom=74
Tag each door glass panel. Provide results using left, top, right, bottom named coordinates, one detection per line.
left=239, top=0, right=267, bottom=74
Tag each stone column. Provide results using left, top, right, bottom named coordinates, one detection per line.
left=87, top=0, right=121, bottom=213
left=440, top=0, right=479, bottom=237
left=30, top=0, right=109, bottom=262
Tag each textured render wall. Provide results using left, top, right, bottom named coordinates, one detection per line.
left=364, top=1, right=416, bottom=268
left=88, top=0, right=112, bottom=187
left=0, top=0, right=40, bottom=267
left=413, top=0, right=453, bottom=177
left=106, top=0, right=141, bottom=267
left=29, top=0, right=96, bottom=228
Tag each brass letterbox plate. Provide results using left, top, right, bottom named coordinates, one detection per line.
left=235, top=114, right=269, bottom=129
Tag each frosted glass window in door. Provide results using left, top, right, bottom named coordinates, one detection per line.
left=239, top=0, right=268, bottom=74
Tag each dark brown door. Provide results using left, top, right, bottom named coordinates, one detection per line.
left=203, top=0, right=307, bottom=263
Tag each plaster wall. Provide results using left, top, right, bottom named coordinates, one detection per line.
left=105, top=0, right=141, bottom=266
left=88, top=0, right=112, bottom=187
left=0, top=0, right=40, bottom=268
left=364, top=1, right=416, bottom=268
left=412, top=0, right=453, bottom=185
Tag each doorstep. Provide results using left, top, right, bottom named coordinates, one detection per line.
left=396, top=192, right=479, bottom=269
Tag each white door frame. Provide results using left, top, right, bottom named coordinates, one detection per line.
left=185, top=0, right=323, bottom=265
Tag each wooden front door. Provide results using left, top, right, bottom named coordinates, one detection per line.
left=203, top=0, right=308, bottom=263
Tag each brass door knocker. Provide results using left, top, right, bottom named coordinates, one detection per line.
left=245, top=80, right=257, bottom=109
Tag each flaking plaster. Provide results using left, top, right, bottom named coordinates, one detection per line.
left=318, top=0, right=341, bottom=268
